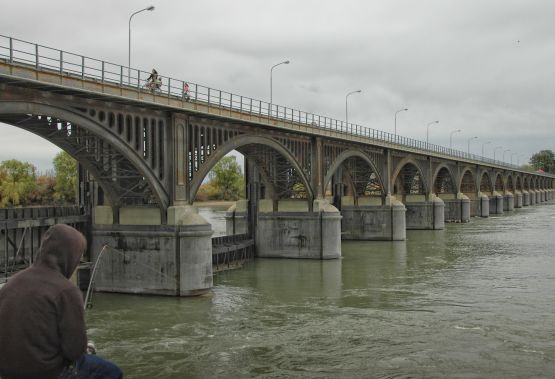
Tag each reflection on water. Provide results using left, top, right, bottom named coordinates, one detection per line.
left=87, top=203, right=555, bottom=378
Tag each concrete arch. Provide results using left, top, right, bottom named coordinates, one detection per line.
left=391, top=157, right=428, bottom=195
left=505, top=174, right=515, bottom=192
left=523, top=176, right=530, bottom=191
left=459, top=168, right=477, bottom=194
left=432, top=164, right=457, bottom=194
left=324, top=149, right=384, bottom=191
left=515, top=175, right=523, bottom=191
left=189, top=135, right=314, bottom=202
left=494, top=172, right=505, bottom=192
left=0, top=101, right=169, bottom=210
left=479, top=170, right=494, bottom=193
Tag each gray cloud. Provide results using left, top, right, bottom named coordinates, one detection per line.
left=1, top=0, right=553, bottom=169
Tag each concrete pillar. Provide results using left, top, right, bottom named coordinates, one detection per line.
left=522, top=190, right=530, bottom=206
left=432, top=195, right=445, bottom=230
left=92, top=205, right=114, bottom=225
left=459, top=193, right=471, bottom=222
left=225, top=200, right=249, bottom=235
left=341, top=195, right=406, bottom=241
left=255, top=199, right=342, bottom=259
left=91, top=205, right=213, bottom=296
left=503, top=192, right=514, bottom=211
left=441, top=193, right=470, bottom=223
left=489, top=192, right=504, bottom=214
left=479, top=193, right=489, bottom=217
left=514, top=191, right=523, bottom=208
left=404, top=194, right=444, bottom=230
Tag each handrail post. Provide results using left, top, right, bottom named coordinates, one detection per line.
left=35, top=44, right=39, bottom=69
left=137, top=71, right=140, bottom=90
left=119, top=65, right=123, bottom=86
left=9, top=37, right=13, bottom=63
left=167, top=78, right=171, bottom=96
left=195, top=83, right=198, bottom=101
left=81, top=56, right=85, bottom=79
left=59, top=51, right=63, bottom=74
left=101, top=61, right=105, bottom=83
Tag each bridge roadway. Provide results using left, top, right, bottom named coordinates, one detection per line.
left=0, top=35, right=553, bottom=296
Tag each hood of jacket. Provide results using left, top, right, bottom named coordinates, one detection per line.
left=35, top=224, right=87, bottom=278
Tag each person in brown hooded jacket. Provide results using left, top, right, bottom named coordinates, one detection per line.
left=0, top=224, right=122, bottom=379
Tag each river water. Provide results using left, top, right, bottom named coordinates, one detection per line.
left=87, top=203, right=555, bottom=378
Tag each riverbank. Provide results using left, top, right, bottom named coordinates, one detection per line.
left=193, top=200, right=235, bottom=208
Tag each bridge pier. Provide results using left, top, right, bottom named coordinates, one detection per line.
left=90, top=205, right=213, bottom=296
left=489, top=192, right=504, bottom=214
left=441, top=193, right=470, bottom=223
left=514, top=191, right=523, bottom=208
left=503, top=192, right=515, bottom=212
left=255, top=199, right=342, bottom=259
left=474, top=194, right=490, bottom=217
left=340, top=195, right=406, bottom=241
left=522, top=190, right=530, bottom=206
left=404, top=194, right=445, bottom=230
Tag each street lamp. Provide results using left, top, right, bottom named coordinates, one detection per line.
left=128, top=5, right=155, bottom=84
left=467, top=136, right=478, bottom=154
left=503, top=149, right=511, bottom=163
left=270, top=60, right=290, bottom=114
left=426, top=120, right=439, bottom=145
left=449, top=129, right=461, bottom=149
left=346, top=90, right=362, bottom=128
left=511, top=152, right=518, bottom=165
left=481, top=141, right=491, bottom=157
left=394, top=108, right=408, bottom=137
left=493, top=146, right=503, bottom=161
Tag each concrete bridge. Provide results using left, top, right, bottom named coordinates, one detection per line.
left=1, top=35, right=553, bottom=296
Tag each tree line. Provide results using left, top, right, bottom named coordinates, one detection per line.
left=0, top=152, right=76, bottom=207
left=1, top=149, right=551, bottom=208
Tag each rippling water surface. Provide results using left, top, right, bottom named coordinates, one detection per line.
left=87, top=203, right=555, bottom=378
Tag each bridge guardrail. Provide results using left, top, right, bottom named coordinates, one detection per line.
left=1, top=34, right=553, bottom=177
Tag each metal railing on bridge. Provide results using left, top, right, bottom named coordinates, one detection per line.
left=1, top=34, right=553, bottom=177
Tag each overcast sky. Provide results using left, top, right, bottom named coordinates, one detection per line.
left=1, top=0, right=554, bottom=171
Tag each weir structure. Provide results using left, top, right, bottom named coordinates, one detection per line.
left=1, top=35, right=554, bottom=295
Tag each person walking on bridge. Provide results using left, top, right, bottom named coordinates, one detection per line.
left=0, top=224, right=122, bottom=379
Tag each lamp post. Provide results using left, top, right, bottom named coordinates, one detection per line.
left=346, top=90, right=362, bottom=129
left=270, top=60, right=290, bottom=115
left=493, top=146, right=503, bottom=161
left=449, top=129, right=461, bottom=149
left=394, top=108, right=408, bottom=137
left=503, top=149, right=511, bottom=163
left=128, top=5, right=155, bottom=84
left=467, top=136, right=478, bottom=154
left=426, top=120, right=439, bottom=145
left=481, top=141, right=491, bottom=157
left=511, top=152, right=518, bottom=165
